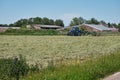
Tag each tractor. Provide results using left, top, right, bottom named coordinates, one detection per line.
left=67, top=27, right=81, bottom=36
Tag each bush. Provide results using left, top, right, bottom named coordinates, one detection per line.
left=80, top=30, right=91, bottom=35
left=0, top=55, right=29, bottom=80
left=0, top=58, right=12, bottom=80
left=1, top=29, right=59, bottom=35
left=90, top=32, right=101, bottom=36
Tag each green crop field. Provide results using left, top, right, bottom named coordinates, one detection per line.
left=0, top=36, right=120, bottom=66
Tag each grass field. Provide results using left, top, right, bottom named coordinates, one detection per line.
left=1, top=35, right=120, bottom=80
left=0, top=36, right=120, bottom=66
left=22, top=52, right=120, bottom=80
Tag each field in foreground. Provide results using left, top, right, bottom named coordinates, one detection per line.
left=22, top=51, right=120, bottom=80
left=0, top=35, right=120, bottom=80
left=0, top=36, right=120, bottom=66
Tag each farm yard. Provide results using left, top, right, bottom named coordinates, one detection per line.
left=0, top=35, right=120, bottom=80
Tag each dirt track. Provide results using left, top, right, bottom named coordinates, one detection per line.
left=103, top=72, right=120, bottom=80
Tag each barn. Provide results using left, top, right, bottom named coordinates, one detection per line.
left=0, top=27, right=20, bottom=32
left=80, top=24, right=111, bottom=32
left=27, top=24, right=62, bottom=30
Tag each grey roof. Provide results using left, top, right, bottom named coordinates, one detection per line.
left=83, top=24, right=111, bottom=31
left=39, top=25, right=61, bottom=28
left=0, top=27, right=20, bottom=29
left=32, top=25, right=61, bottom=28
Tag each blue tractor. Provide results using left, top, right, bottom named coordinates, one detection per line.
left=67, top=27, right=81, bottom=36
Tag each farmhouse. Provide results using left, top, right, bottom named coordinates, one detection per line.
left=0, top=27, right=20, bottom=32
left=27, top=24, right=62, bottom=30
left=80, top=24, right=117, bottom=32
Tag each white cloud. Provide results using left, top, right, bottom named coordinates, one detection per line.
left=59, top=13, right=80, bottom=26
left=60, top=13, right=80, bottom=21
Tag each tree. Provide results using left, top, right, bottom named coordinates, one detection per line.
left=28, top=18, right=34, bottom=24
left=42, top=17, right=50, bottom=25
left=118, top=23, right=120, bottom=27
left=9, top=24, right=15, bottom=27
left=55, top=19, right=64, bottom=27
left=86, top=18, right=99, bottom=24
left=108, top=23, right=111, bottom=28
left=70, top=21, right=75, bottom=26
left=49, top=19, right=55, bottom=25
left=13, top=19, right=28, bottom=27
left=0, top=24, right=2, bottom=26
left=22, top=19, right=28, bottom=26
left=78, top=17, right=85, bottom=24
left=14, top=20, right=22, bottom=27
left=70, top=17, right=85, bottom=26
left=1, top=17, right=65, bottom=28
left=34, top=17, right=42, bottom=24
left=118, top=23, right=120, bottom=32
left=100, top=20, right=107, bottom=26
left=0, top=24, right=8, bottom=27
left=111, top=23, right=118, bottom=28
left=70, top=17, right=79, bottom=26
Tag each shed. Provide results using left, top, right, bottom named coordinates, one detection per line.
left=81, top=24, right=111, bottom=32
left=0, top=27, right=20, bottom=32
left=27, top=24, right=62, bottom=30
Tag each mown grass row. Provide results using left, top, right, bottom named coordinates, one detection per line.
left=22, top=51, right=120, bottom=80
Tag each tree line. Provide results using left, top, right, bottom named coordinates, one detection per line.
left=0, top=16, right=120, bottom=30
left=0, top=17, right=64, bottom=27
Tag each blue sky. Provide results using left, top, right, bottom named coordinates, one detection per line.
left=0, top=0, right=120, bottom=26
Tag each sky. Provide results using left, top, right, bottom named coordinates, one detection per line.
left=0, top=0, right=120, bottom=26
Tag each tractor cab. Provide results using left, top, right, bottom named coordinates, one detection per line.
left=67, top=26, right=81, bottom=36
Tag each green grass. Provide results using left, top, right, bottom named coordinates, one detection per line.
left=98, top=32, right=120, bottom=36
left=22, top=51, right=120, bottom=80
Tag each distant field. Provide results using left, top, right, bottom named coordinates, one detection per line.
left=0, top=36, right=120, bottom=66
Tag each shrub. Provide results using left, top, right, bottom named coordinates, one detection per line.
left=10, top=55, right=29, bottom=80
left=2, top=29, right=59, bottom=35
left=0, top=58, right=12, bottom=80
left=0, top=55, right=29, bottom=80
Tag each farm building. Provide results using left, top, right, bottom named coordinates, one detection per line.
left=27, top=24, right=62, bottom=30
left=109, top=27, right=118, bottom=32
left=80, top=24, right=118, bottom=32
left=0, top=27, right=20, bottom=32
